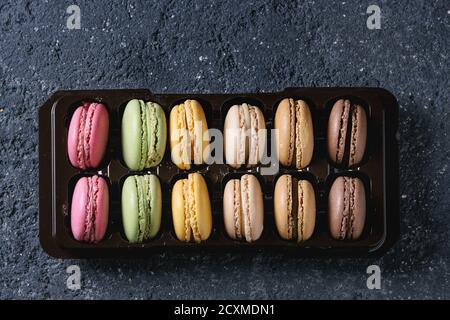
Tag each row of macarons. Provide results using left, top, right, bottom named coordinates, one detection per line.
left=71, top=172, right=366, bottom=244
left=67, top=98, right=367, bottom=171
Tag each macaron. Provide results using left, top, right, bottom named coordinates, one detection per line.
left=327, top=99, right=367, bottom=166
left=274, top=174, right=316, bottom=242
left=223, top=174, right=264, bottom=242
left=172, top=173, right=212, bottom=242
left=224, top=104, right=266, bottom=168
left=71, top=175, right=109, bottom=243
left=67, top=102, right=109, bottom=169
left=170, top=99, right=209, bottom=170
left=121, top=99, right=167, bottom=170
left=274, top=98, right=314, bottom=169
left=121, top=174, right=162, bottom=243
left=328, top=176, right=366, bottom=240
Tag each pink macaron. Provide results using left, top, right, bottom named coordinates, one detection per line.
left=71, top=175, right=109, bottom=243
left=67, top=102, right=109, bottom=169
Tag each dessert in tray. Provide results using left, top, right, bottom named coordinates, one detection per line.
left=39, top=88, right=399, bottom=258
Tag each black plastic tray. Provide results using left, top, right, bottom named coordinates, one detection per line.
left=39, top=88, right=399, bottom=258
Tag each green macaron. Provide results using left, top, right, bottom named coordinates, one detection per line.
left=122, top=99, right=167, bottom=170
left=121, top=174, right=162, bottom=243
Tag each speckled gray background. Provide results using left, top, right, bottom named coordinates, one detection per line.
left=0, top=0, right=449, bottom=299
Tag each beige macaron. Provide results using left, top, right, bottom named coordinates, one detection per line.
left=223, top=174, right=264, bottom=242
left=274, top=98, right=314, bottom=169
left=274, top=174, right=316, bottom=242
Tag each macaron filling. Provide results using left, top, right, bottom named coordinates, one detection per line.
left=188, top=174, right=202, bottom=242
left=349, top=177, right=356, bottom=239
left=248, top=106, right=259, bottom=167
left=177, top=105, right=190, bottom=167
left=286, top=175, right=294, bottom=239
left=182, top=180, right=192, bottom=242
left=350, top=106, right=359, bottom=166
left=138, top=100, right=148, bottom=170
left=238, top=105, right=247, bottom=166
left=288, top=99, right=296, bottom=166
left=184, top=100, right=195, bottom=160
left=135, top=175, right=153, bottom=242
left=295, top=102, right=306, bottom=169
left=297, top=181, right=304, bottom=242
left=83, top=103, right=96, bottom=168
left=287, top=176, right=300, bottom=241
left=146, top=103, right=162, bottom=167
left=336, top=100, right=350, bottom=163
left=338, top=176, right=355, bottom=240
left=241, top=175, right=253, bottom=242
left=233, top=180, right=243, bottom=240
left=76, top=106, right=87, bottom=169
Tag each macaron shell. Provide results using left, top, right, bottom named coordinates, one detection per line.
left=298, top=179, right=315, bottom=241
left=295, top=100, right=314, bottom=169
left=223, top=179, right=241, bottom=240
left=241, top=174, right=264, bottom=242
left=350, top=177, right=366, bottom=239
left=148, top=175, right=162, bottom=238
left=170, top=104, right=190, bottom=170
left=327, top=99, right=350, bottom=164
left=94, top=177, right=109, bottom=241
left=349, top=105, right=367, bottom=166
left=122, top=99, right=144, bottom=170
left=71, top=177, right=89, bottom=241
left=328, top=176, right=346, bottom=239
left=138, top=100, right=149, bottom=169
left=189, top=100, right=209, bottom=165
left=67, top=107, right=83, bottom=168
left=224, top=105, right=242, bottom=168
left=192, top=173, right=212, bottom=240
left=247, top=106, right=266, bottom=167
left=273, top=174, right=291, bottom=240
left=150, top=102, right=167, bottom=166
left=88, top=103, right=109, bottom=168
left=121, top=176, right=140, bottom=242
left=172, top=179, right=187, bottom=241
left=241, top=104, right=251, bottom=162
left=274, top=98, right=294, bottom=167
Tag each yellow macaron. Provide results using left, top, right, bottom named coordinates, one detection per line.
left=169, top=100, right=209, bottom=170
left=171, top=173, right=212, bottom=242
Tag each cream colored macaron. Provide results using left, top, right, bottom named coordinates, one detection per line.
left=274, top=98, right=314, bottom=169
left=224, top=104, right=266, bottom=168
left=274, top=174, right=316, bottom=242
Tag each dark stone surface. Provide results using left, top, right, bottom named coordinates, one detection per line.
left=0, top=0, right=449, bottom=299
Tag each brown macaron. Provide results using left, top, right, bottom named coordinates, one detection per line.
left=275, top=98, right=314, bottom=169
left=274, top=174, right=316, bottom=242
left=327, top=99, right=367, bottom=167
left=223, top=174, right=264, bottom=242
left=328, top=176, right=366, bottom=240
